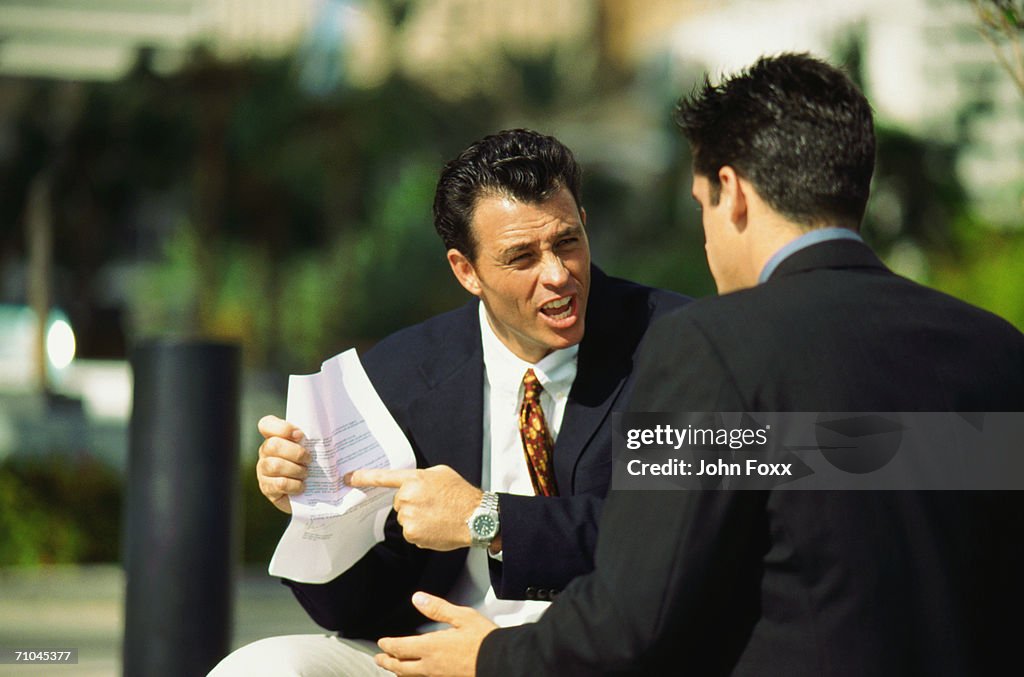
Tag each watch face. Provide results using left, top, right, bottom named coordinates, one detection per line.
left=472, top=514, right=497, bottom=538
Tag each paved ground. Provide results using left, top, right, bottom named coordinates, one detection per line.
left=0, top=564, right=323, bottom=676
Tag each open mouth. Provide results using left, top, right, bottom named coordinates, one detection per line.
left=540, top=295, right=575, bottom=321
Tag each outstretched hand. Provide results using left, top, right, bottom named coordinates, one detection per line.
left=375, top=592, right=497, bottom=677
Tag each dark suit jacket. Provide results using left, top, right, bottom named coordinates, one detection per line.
left=479, top=240, right=1024, bottom=676
left=283, top=266, right=688, bottom=639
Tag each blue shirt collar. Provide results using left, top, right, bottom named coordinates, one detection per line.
left=758, top=227, right=863, bottom=284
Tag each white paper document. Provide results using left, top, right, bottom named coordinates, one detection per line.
left=268, top=348, right=415, bottom=584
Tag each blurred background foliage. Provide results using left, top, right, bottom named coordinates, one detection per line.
left=0, top=457, right=120, bottom=565
left=0, top=0, right=1021, bottom=565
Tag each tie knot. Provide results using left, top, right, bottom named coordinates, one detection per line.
left=522, top=368, right=544, bottom=401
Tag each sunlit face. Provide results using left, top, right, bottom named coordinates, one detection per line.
left=448, top=186, right=591, bottom=363
left=692, top=173, right=744, bottom=294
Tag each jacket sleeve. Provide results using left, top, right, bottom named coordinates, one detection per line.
left=282, top=509, right=430, bottom=640
left=487, top=492, right=604, bottom=600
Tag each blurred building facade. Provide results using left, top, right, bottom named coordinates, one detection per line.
left=4, top=0, right=1017, bottom=219
left=0, top=0, right=315, bottom=81
left=664, top=0, right=1024, bottom=227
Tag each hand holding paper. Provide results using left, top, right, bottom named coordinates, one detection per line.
left=256, top=416, right=310, bottom=514
left=267, top=348, right=416, bottom=584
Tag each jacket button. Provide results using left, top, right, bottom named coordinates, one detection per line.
left=550, top=589, right=560, bottom=599
left=537, top=588, right=550, bottom=600
left=525, top=586, right=538, bottom=600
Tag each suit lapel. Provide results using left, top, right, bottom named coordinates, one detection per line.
left=555, top=349, right=628, bottom=489
left=405, top=303, right=485, bottom=485
left=553, top=268, right=631, bottom=490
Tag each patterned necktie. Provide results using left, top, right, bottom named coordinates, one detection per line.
left=519, top=368, right=559, bottom=497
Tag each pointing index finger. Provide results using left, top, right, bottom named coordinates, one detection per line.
left=348, top=468, right=419, bottom=488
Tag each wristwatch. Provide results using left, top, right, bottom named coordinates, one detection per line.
left=467, top=491, right=500, bottom=548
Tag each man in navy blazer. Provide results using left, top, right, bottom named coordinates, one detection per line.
left=211, top=129, right=687, bottom=675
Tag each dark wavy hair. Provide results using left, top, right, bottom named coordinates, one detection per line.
left=674, top=53, right=876, bottom=229
left=433, top=129, right=583, bottom=260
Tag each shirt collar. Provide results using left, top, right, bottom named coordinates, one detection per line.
left=478, top=301, right=578, bottom=397
left=758, top=227, right=863, bottom=284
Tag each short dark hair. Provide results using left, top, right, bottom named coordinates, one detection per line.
left=674, top=53, right=875, bottom=229
left=433, top=129, right=583, bottom=260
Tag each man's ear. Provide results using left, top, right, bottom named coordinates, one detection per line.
left=447, top=248, right=482, bottom=297
left=579, top=206, right=587, bottom=227
left=718, top=166, right=748, bottom=232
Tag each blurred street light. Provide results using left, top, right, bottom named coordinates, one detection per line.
left=0, top=305, right=77, bottom=391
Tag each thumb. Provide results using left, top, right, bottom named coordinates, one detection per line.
left=411, top=591, right=463, bottom=626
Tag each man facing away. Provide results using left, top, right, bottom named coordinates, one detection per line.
left=209, top=129, right=688, bottom=675
left=372, top=54, right=1024, bottom=677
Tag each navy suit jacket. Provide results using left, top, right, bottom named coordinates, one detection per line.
left=284, top=266, right=688, bottom=639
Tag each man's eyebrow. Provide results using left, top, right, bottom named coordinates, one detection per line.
left=500, top=242, right=533, bottom=258
left=499, top=224, right=584, bottom=258
left=555, top=224, right=584, bottom=238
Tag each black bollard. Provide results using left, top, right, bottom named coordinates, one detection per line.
left=123, top=340, right=241, bottom=676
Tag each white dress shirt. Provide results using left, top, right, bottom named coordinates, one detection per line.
left=435, top=301, right=579, bottom=628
